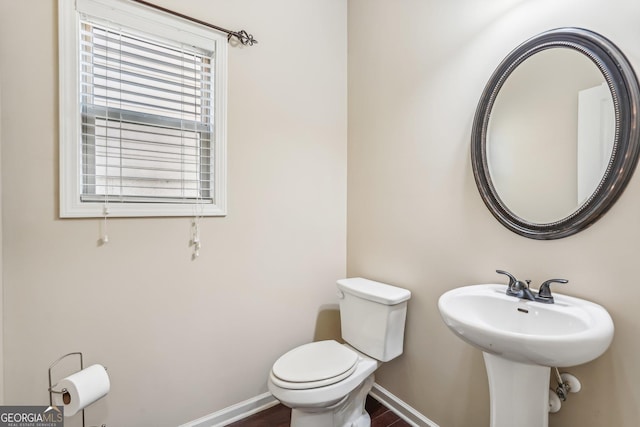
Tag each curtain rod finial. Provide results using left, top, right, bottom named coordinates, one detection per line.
left=228, top=30, right=258, bottom=46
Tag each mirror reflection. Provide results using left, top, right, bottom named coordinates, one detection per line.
left=487, top=48, right=614, bottom=224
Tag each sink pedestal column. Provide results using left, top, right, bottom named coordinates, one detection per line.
left=483, top=353, right=551, bottom=427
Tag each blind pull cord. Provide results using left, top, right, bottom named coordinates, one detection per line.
left=102, top=206, right=110, bottom=244
left=191, top=219, right=201, bottom=259
left=100, top=24, right=114, bottom=246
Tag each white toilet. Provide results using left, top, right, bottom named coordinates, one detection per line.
left=268, top=277, right=411, bottom=427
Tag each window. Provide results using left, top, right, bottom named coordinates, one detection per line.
left=59, top=0, right=227, bottom=217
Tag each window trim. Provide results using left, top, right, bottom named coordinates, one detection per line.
left=59, top=0, right=227, bottom=218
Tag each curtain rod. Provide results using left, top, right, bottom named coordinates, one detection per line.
left=130, top=0, right=258, bottom=46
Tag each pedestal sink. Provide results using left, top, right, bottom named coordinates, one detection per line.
left=438, top=284, right=614, bottom=427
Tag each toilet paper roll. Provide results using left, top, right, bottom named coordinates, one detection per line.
left=53, top=364, right=110, bottom=417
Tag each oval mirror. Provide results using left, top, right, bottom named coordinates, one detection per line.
left=472, top=28, right=640, bottom=239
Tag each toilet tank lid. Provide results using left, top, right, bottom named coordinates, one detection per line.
left=337, top=277, right=411, bottom=305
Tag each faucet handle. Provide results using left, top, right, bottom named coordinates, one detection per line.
left=497, top=270, right=528, bottom=297
left=536, top=278, right=568, bottom=303
left=496, top=270, right=517, bottom=287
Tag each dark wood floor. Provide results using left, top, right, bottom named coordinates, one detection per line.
left=227, top=395, right=411, bottom=427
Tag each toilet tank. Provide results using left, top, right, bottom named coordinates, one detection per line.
left=337, top=278, right=411, bottom=362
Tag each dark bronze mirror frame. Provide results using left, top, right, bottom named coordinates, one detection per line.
left=471, top=27, right=640, bottom=239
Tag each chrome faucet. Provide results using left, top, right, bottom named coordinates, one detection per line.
left=496, top=270, right=568, bottom=304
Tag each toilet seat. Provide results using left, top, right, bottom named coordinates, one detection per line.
left=271, top=340, right=359, bottom=390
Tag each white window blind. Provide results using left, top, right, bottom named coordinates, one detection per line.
left=59, top=0, right=227, bottom=218
left=80, top=20, right=214, bottom=204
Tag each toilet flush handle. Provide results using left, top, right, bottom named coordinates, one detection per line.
left=337, top=290, right=345, bottom=299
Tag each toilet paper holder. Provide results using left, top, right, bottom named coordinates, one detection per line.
left=48, top=352, right=107, bottom=427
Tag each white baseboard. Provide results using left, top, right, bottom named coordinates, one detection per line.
left=179, top=383, right=438, bottom=427
left=178, top=392, right=279, bottom=427
left=369, top=383, right=440, bottom=427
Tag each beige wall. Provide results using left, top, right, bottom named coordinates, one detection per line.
left=0, top=1, right=346, bottom=426
left=348, top=0, right=640, bottom=426
left=0, top=73, right=3, bottom=405
left=3, top=0, right=640, bottom=426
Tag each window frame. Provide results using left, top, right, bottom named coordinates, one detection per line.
left=59, top=0, right=227, bottom=218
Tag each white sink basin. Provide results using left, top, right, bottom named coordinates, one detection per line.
left=438, top=284, right=614, bottom=367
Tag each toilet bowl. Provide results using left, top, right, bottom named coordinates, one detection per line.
left=268, top=340, right=380, bottom=406
left=268, top=278, right=411, bottom=427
